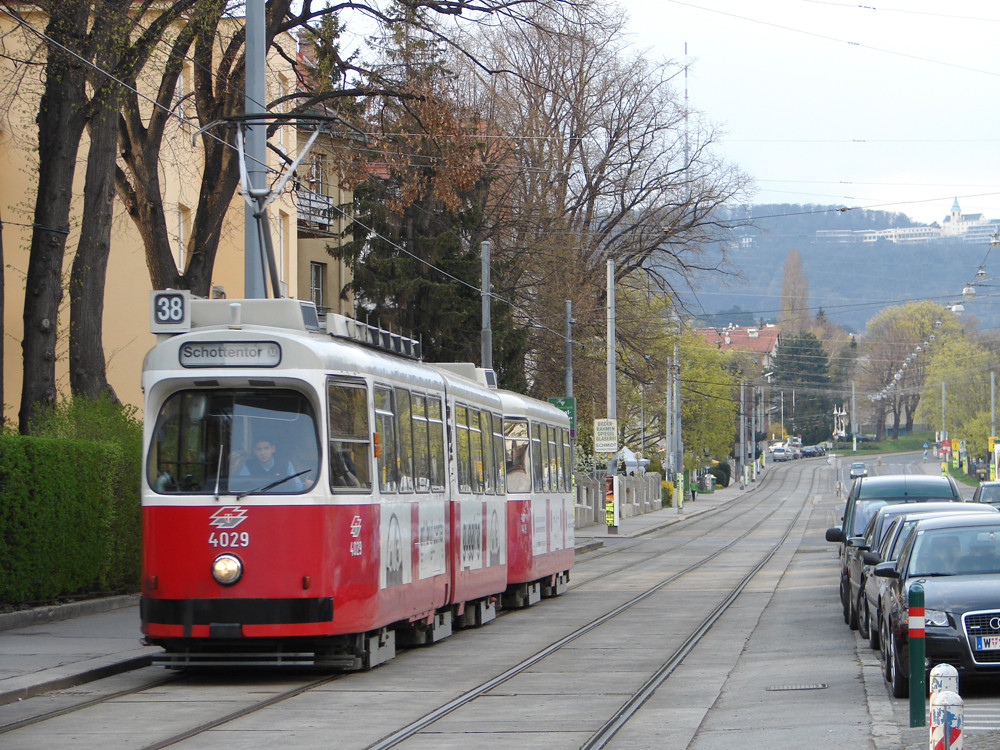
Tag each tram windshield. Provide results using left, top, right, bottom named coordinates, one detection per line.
left=148, top=389, right=319, bottom=495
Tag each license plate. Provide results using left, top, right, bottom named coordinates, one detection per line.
left=976, top=636, right=1000, bottom=651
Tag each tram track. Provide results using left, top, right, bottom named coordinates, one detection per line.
left=1, top=462, right=827, bottom=749
left=362, top=464, right=821, bottom=750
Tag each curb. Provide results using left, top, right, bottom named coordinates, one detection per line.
left=0, top=651, right=153, bottom=707
left=0, top=594, right=140, bottom=633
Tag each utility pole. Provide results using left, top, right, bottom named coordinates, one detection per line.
left=739, top=381, right=745, bottom=487
left=244, top=0, right=266, bottom=297
left=607, top=260, right=617, bottom=477
left=751, top=384, right=757, bottom=480
left=481, top=241, right=492, bottom=371
left=564, top=300, right=573, bottom=398
left=665, top=355, right=673, bottom=479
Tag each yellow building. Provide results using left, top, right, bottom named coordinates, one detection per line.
left=0, top=10, right=352, bottom=419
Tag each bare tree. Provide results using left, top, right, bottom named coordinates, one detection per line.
left=10, top=0, right=198, bottom=431
left=449, top=1, right=750, bottom=396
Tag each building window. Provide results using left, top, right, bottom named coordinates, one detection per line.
left=310, top=262, right=326, bottom=308
left=176, top=204, right=191, bottom=269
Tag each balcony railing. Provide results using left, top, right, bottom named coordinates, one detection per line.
left=297, top=189, right=336, bottom=228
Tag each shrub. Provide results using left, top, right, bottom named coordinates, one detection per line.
left=0, top=436, right=119, bottom=603
left=662, top=480, right=673, bottom=507
left=19, top=394, right=142, bottom=595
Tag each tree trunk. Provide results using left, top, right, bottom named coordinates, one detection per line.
left=19, top=4, right=90, bottom=433
left=1, top=207, right=4, bottom=430
left=69, top=88, right=119, bottom=402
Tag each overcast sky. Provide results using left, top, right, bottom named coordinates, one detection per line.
left=616, top=0, right=1000, bottom=225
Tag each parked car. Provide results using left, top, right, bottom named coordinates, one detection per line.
left=971, top=481, right=1000, bottom=506
left=826, top=474, right=963, bottom=628
left=875, top=513, right=1000, bottom=696
left=849, top=462, right=868, bottom=479
left=850, top=502, right=999, bottom=647
left=772, top=447, right=791, bottom=462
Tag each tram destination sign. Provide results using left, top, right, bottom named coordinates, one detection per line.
left=179, top=341, right=282, bottom=368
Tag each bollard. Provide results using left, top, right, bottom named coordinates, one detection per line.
left=929, top=690, right=963, bottom=750
left=910, top=583, right=926, bottom=727
left=929, top=664, right=959, bottom=697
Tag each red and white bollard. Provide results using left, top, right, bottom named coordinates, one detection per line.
left=929, top=664, right=959, bottom=696
left=929, top=690, right=963, bottom=750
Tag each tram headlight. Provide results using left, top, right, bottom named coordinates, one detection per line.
left=211, top=553, right=243, bottom=585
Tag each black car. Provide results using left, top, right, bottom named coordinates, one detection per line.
left=874, top=513, right=1000, bottom=697
left=856, top=503, right=998, bottom=649
left=826, top=474, right=962, bottom=628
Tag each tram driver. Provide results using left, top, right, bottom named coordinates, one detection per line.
left=238, top=437, right=304, bottom=492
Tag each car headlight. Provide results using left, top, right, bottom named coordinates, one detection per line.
left=212, top=553, right=243, bottom=585
left=924, top=609, right=950, bottom=627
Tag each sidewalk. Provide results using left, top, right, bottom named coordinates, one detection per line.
left=0, top=477, right=759, bottom=707
left=574, top=471, right=761, bottom=549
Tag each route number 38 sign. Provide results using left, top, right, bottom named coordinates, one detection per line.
left=150, top=290, right=192, bottom=333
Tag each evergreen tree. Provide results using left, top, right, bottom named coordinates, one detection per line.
left=332, top=7, right=528, bottom=382
left=770, top=331, right=832, bottom=444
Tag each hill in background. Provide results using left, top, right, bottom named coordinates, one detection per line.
left=689, top=204, right=998, bottom=332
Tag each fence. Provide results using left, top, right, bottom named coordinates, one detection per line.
left=573, top=472, right=664, bottom=529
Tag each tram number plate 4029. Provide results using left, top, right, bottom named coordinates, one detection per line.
left=976, top=635, right=1000, bottom=651
left=209, top=531, right=250, bottom=548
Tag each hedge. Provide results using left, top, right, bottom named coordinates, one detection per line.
left=0, top=435, right=140, bottom=605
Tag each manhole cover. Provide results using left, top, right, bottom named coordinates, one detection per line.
left=765, top=683, right=828, bottom=691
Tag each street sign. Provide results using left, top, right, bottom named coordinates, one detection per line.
left=548, top=397, right=576, bottom=436
left=594, top=418, right=618, bottom=453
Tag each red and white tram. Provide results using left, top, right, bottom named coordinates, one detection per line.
left=140, top=294, right=572, bottom=668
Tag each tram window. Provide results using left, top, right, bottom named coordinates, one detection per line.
left=505, top=419, right=530, bottom=493
left=411, top=394, right=430, bottom=492
left=327, top=380, right=371, bottom=490
left=470, top=409, right=485, bottom=494
left=562, top=427, right=571, bottom=491
left=395, top=388, right=415, bottom=493
left=531, top=423, right=544, bottom=492
left=456, top=404, right=472, bottom=493
left=493, top=415, right=506, bottom=494
left=481, top=412, right=496, bottom=494
left=548, top=425, right=559, bottom=492
left=375, top=386, right=399, bottom=492
left=427, top=396, right=446, bottom=492
left=148, top=389, right=319, bottom=495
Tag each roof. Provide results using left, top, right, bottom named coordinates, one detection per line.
left=856, top=474, right=958, bottom=499
left=696, top=325, right=780, bottom=355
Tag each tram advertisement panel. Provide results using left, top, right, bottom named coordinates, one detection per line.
left=418, top=501, right=446, bottom=579
left=380, top=502, right=412, bottom=589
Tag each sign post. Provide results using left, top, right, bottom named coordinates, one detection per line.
left=594, top=419, right=619, bottom=533
left=549, top=397, right=576, bottom=438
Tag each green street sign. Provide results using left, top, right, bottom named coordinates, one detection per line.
left=548, top=396, right=576, bottom=435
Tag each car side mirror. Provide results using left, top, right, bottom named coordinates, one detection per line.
left=873, top=561, right=900, bottom=579
left=847, top=536, right=868, bottom=550
left=862, top=550, right=881, bottom=566
left=826, top=527, right=844, bottom=543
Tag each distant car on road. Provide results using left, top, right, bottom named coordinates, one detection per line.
left=971, top=481, right=1000, bottom=506
left=772, top=447, right=791, bottom=462
left=849, top=462, right=868, bottom=479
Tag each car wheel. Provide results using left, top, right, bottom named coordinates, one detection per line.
left=841, top=579, right=850, bottom=624
left=857, top=592, right=869, bottom=640
left=867, top=606, right=880, bottom=650
left=887, top=625, right=909, bottom=699
left=848, top=591, right=859, bottom=631
left=881, top=617, right=892, bottom=678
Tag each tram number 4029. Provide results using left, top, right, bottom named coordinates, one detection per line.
left=209, top=531, right=250, bottom=548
